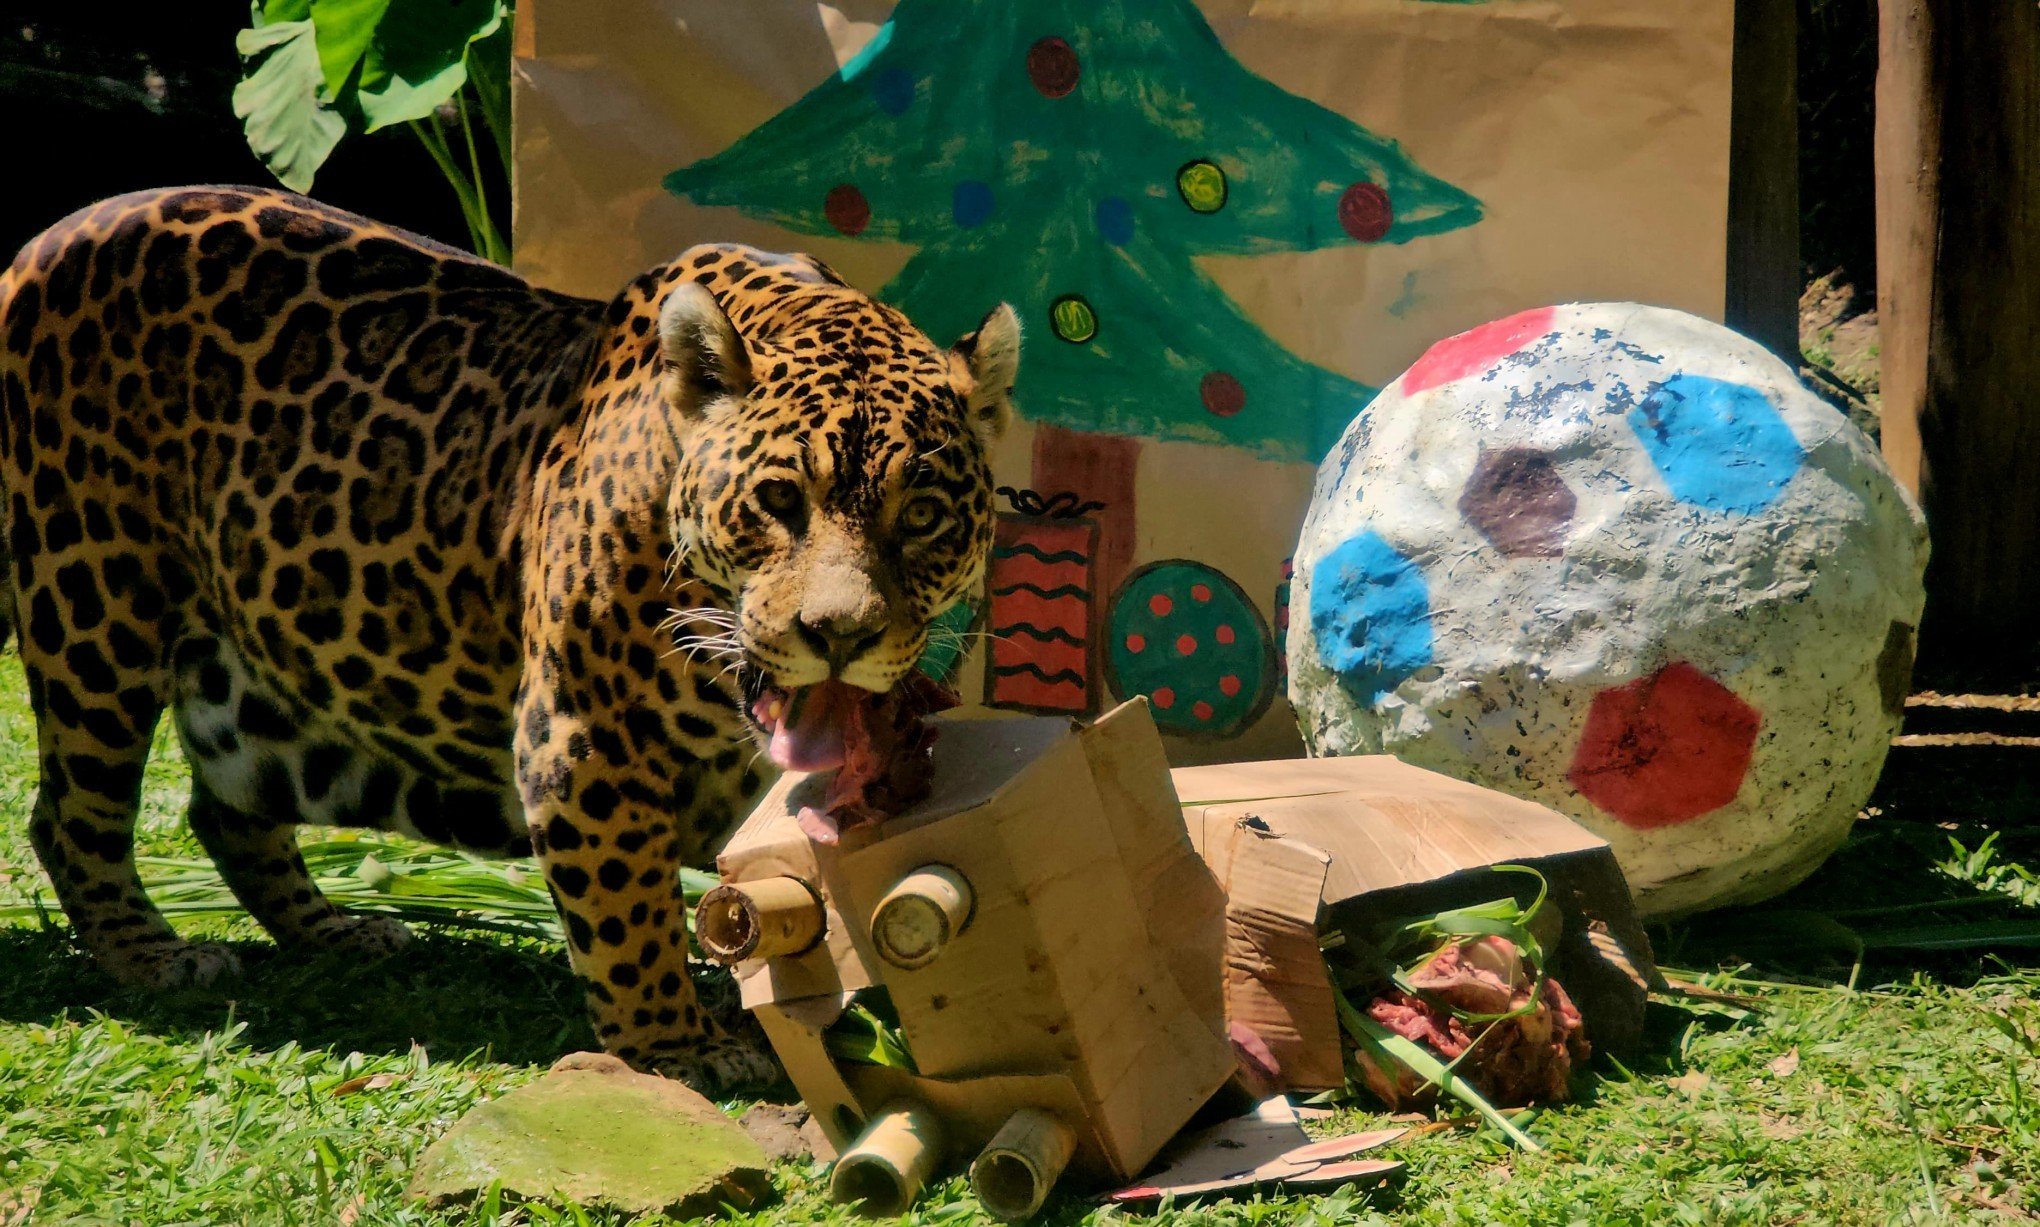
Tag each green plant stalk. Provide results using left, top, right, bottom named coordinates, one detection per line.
left=1332, top=981, right=1541, bottom=1152
left=454, top=90, right=501, bottom=261
left=409, top=111, right=509, bottom=265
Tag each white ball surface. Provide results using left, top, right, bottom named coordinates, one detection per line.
left=1288, top=303, right=1928, bottom=918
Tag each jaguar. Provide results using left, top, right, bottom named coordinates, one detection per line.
left=0, top=186, right=1018, bottom=1091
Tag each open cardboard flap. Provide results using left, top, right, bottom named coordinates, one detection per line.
left=1176, top=755, right=1659, bottom=1092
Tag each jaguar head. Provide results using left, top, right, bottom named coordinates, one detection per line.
left=659, top=247, right=1018, bottom=770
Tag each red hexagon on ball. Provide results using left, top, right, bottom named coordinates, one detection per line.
left=1567, top=662, right=1760, bottom=830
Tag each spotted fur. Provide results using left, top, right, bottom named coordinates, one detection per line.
left=0, top=187, right=1018, bottom=1092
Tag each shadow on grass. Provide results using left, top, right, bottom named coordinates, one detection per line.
left=0, top=923, right=598, bottom=1066
left=1651, top=739, right=2040, bottom=989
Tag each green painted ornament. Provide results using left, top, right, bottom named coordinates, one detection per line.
left=1106, top=560, right=1274, bottom=737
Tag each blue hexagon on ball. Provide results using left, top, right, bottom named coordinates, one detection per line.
left=1626, top=373, right=1806, bottom=514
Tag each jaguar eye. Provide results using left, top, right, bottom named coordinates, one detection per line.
left=755, top=478, right=804, bottom=522
left=900, top=498, right=944, bottom=535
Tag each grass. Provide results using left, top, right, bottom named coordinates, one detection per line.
left=2, top=645, right=2038, bottom=1225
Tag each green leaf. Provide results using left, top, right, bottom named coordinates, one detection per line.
left=823, top=1003, right=918, bottom=1072
left=233, top=18, right=347, bottom=192
left=257, top=0, right=315, bottom=24
left=308, top=0, right=396, bottom=99
left=354, top=0, right=504, bottom=132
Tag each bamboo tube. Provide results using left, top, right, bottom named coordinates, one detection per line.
left=827, top=1100, right=945, bottom=1216
left=693, top=876, right=824, bottom=963
left=870, top=865, right=974, bottom=969
left=970, top=1108, right=1077, bottom=1221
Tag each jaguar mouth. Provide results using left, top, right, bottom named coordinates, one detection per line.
left=749, top=680, right=882, bottom=772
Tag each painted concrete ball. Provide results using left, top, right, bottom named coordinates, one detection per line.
left=1288, top=304, right=1928, bottom=918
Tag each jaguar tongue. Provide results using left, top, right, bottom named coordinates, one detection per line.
left=765, top=680, right=872, bottom=773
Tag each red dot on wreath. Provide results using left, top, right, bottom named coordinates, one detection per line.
left=1125, top=633, right=1146, bottom=654
left=1191, top=584, right=1212, bottom=603
left=1149, top=593, right=1174, bottom=616
left=1216, top=624, right=1236, bottom=645
left=824, top=184, right=871, bottom=236
left=1176, top=633, right=1198, bottom=656
left=1220, top=674, right=1243, bottom=697
left=1193, top=700, right=1216, bottom=722
left=1337, top=182, right=1393, bottom=242
left=1152, top=686, right=1177, bottom=710
left=1027, top=36, right=1080, bottom=98
left=1201, top=371, right=1246, bottom=417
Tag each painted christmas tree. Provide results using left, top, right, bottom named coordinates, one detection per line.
left=665, top=0, right=1483, bottom=464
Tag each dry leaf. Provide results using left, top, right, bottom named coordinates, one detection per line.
left=1767, top=1048, right=1801, bottom=1078
left=0, top=1187, right=40, bottom=1227
left=1668, top=1071, right=1713, bottom=1098
left=337, top=1194, right=367, bottom=1226
left=333, top=1072, right=405, bottom=1096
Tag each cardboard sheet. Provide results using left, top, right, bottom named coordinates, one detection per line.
left=1107, top=1096, right=1406, bottom=1201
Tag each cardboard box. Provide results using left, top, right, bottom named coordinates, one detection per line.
left=712, top=700, right=1237, bottom=1194
left=1177, top=756, right=1660, bottom=1091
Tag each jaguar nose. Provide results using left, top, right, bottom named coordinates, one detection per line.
left=797, top=613, right=887, bottom=671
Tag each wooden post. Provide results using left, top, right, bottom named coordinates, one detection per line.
left=1725, top=0, right=1801, bottom=361
left=1876, top=0, right=2040, bottom=665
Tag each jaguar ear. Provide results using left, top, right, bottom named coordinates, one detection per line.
left=953, top=304, right=1021, bottom=438
left=659, top=282, right=753, bottom=416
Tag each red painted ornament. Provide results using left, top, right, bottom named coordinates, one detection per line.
left=1336, top=182, right=1393, bottom=242
left=1027, top=36, right=1080, bottom=98
left=1175, top=633, right=1198, bottom=657
left=1151, top=686, right=1177, bottom=710
left=1200, top=371, right=1246, bottom=418
left=1125, top=633, right=1146, bottom=654
left=824, top=184, right=871, bottom=236
left=1148, top=593, right=1174, bottom=616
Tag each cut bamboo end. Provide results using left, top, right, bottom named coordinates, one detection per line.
left=870, top=864, right=974, bottom=969
left=828, top=1100, right=945, bottom=1217
left=694, top=876, right=824, bottom=963
left=970, top=1108, right=1077, bottom=1221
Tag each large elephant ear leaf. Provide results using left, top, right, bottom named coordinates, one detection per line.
left=352, top=0, right=506, bottom=132
left=307, top=0, right=398, bottom=98
left=233, top=17, right=346, bottom=192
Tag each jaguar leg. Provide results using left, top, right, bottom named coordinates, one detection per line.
left=184, top=777, right=412, bottom=959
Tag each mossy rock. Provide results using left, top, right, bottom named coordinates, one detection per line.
left=409, top=1053, right=774, bottom=1217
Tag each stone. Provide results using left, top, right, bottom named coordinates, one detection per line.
left=1290, top=303, right=1929, bottom=917
left=408, top=1052, right=773, bottom=1217
left=738, top=1102, right=818, bottom=1164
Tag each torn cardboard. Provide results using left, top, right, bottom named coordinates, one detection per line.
left=1107, top=1097, right=1405, bottom=1203
left=1178, top=755, right=1661, bottom=1092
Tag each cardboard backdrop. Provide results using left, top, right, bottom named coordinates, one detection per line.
left=512, top=0, right=1736, bottom=762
